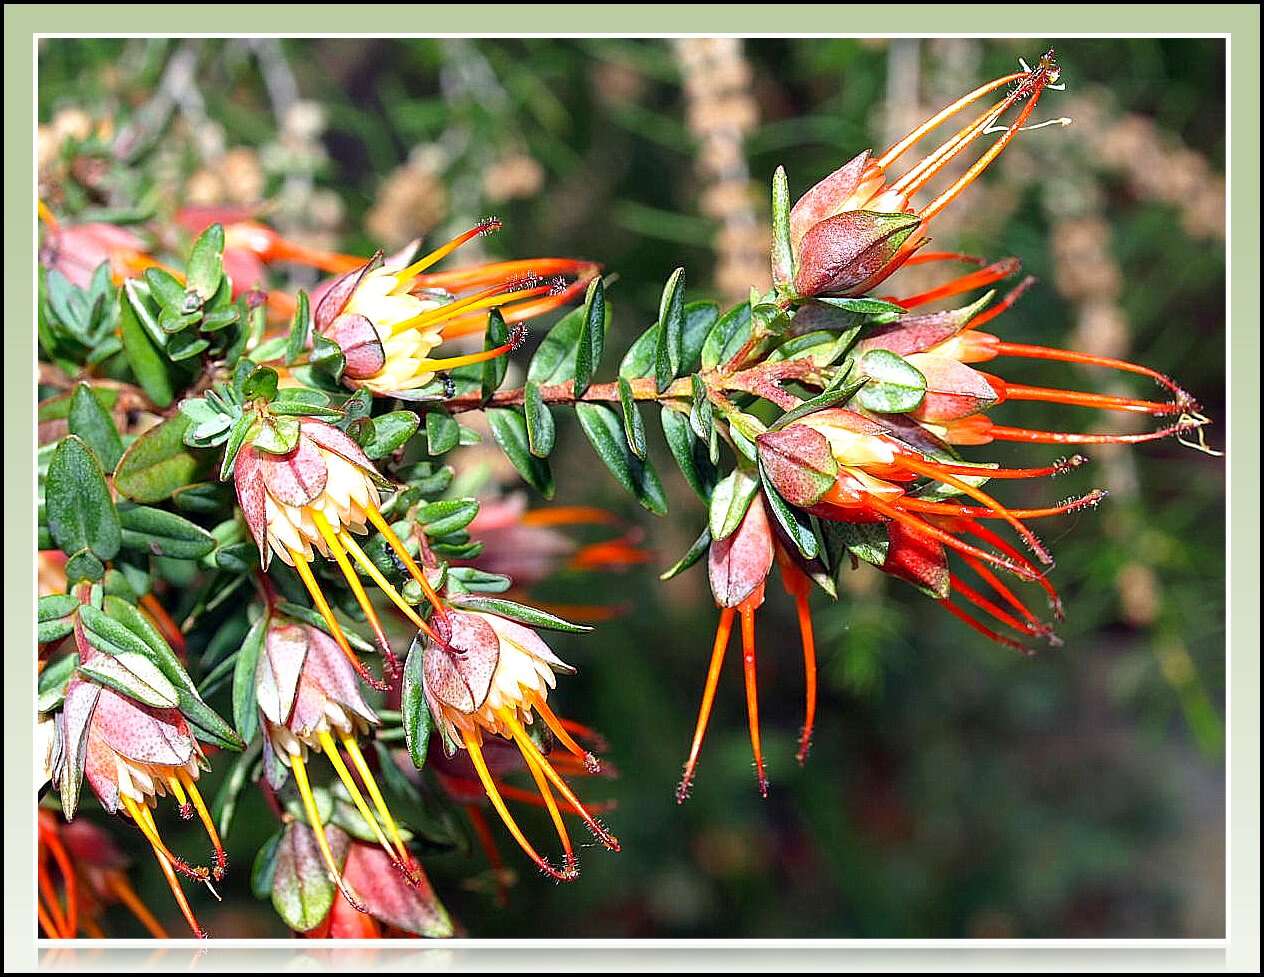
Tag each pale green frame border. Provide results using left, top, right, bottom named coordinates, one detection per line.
left=5, top=5, right=1258, bottom=972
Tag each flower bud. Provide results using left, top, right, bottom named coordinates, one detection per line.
left=707, top=495, right=774, bottom=609
left=756, top=424, right=838, bottom=508
left=792, top=210, right=922, bottom=298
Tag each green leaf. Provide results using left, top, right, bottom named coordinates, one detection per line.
left=64, top=549, right=105, bottom=583
left=252, top=829, right=283, bottom=900
left=252, top=415, right=301, bottom=455
left=527, top=305, right=585, bottom=385
left=119, top=283, right=175, bottom=408
left=219, top=413, right=256, bottom=481
left=771, top=166, right=794, bottom=284
left=856, top=349, right=927, bottom=413
left=480, top=309, right=510, bottom=400
left=654, top=267, right=686, bottom=393
left=523, top=381, right=556, bottom=458
left=486, top=408, right=554, bottom=498
left=241, top=366, right=280, bottom=402
left=233, top=615, right=267, bottom=746
left=758, top=459, right=818, bottom=560
left=573, top=277, right=606, bottom=398
left=701, top=301, right=753, bottom=371
left=836, top=521, right=890, bottom=567
left=417, top=498, right=480, bottom=537
left=450, top=596, right=592, bottom=633
left=814, top=296, right=906, bottom=318
left=679, top=301, right=720, bottom=376
left=708, top=468, right=759, bottom=541
left=47, top=436, right=121, bottom=561
left=617, top=377, right=647, bottom=459
left=38, top=594, right=80, bottom=645
left=38, top=653, right=79, bottom=712
left=285, top=290, right=311, bottom=366
left=272, top=821, right=344, bottom=932
left=309, top=332, right=346, bottom=383
left=575, top=402, right=668, bottom=515
left=186, top=224, right=225, bottom=302
left=425, top=411, right=460, bottom=456
left=769, top=374, right=866, bottom=432
left=68, top=383, right=124, bottom=472
left=660, top=407, right=715, bottom=501
left=118, top=504, right=216, bottom=559
left=364, top=410, right=420, bottom=459
left=659, top=525, right=711, bottom=581
left=401, top=634, right=433, bottom=769
left=115, top=414, right=209, bottom=503
left=78, top=649, right=181, bottom=709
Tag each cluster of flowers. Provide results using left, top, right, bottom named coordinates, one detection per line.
left=37, top=51, right=1209, bottom=939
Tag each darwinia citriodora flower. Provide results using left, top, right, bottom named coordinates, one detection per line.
left=303, top=220, right=597, bottom=399
left=419, top=605, right=619, bottom=881
left=256, top=616, right=429, bottom=908
left=59, top=675, right=222, bottom=938
left=677, top=51, right=1210, bottom=801
left=233, top=415, right=449, bottom=688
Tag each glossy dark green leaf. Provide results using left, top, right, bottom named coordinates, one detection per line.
left=233, top=615, right=267, bottom=746
left=46, top=435, right=121, bottom=561
left=575, top=402, right=668, bottom=515
left=573, top=277, right=606, bottom=397
left=115, top=414, right=210, bottom=503
left=118, top=504, right=216, bottom=559
left=660, top=406, right=716, bottom=501
left=37, top=652, right=79, bottom=712
left=527, top=305, right=585, bottom=385
left=68, top=383, right=124, bottom=472
left=708, top=468, right=759, bottom=541
left=450, top=596, right=592, bottom=633
left=241, top=365, right=280, bottom=402
left=659, top=525, right=712, bottom=581
left=679, top=301, right=720, bottom=376
left=654, top=267, right=686, bottom=393
left=417, top=498, right=480, bottom=537
left=251, top=829, right=283, bottom=900
left=617, top=377, right=647, bottom=459
left=401, top=634, right=433, bottom=769
left=758, top=459, right=818, bottom=560
left=285, top=290, right=311, bottom=366
left=365, top=410, right=420, bottom=459
left=186, top=223, right=225, bottom=302
left=480, top=309, right=510, bottom=400
left=38, top=593, right=80, bottom=645
left=856, top=348, right=927, bottom=413
left=425, top=411, right=460, bottom=456
left=523, top=381, right=556, bottom=458
left=486, top=407, right=554, bottom=498
left=700, top=301, right=753, bottom=371
left=119, top=284, right=175, bottom=408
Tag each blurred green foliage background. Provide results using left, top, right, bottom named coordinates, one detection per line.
left=38, top=37, right=1226, bottom=939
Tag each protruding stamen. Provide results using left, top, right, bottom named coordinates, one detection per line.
left=365, top=506, right=448, bottom=624
left=532, top=697, right=600, bottom=773
left=955, top=517, right=1064, bottom=619
left=107, top=873, right=170, bottom=939
left=405, top=324, right=528, bottom=376
left=877, top=71, right=1027, bottom=168
left=312, top=511, right=397, bottom=676
left=904, top=251, right=988, bottom=268
left=864, top=494, right=1039, bottom=581
left=39, top=824, right=78, bottom=939
left=287, top=545, right=386, bottom=691
left=898, top=489, right=1108, bottom=521
left=290, top=750, right=368, bottom=914
left=956, top=551, right=1049, bottom=635
left=924, top=456, right=1086, bottom=480
left=778, top=559, right=818, bottom=766
left=949, top=572, right=1049, bottom=640
left=965, top=276, right=1038, bottom=330
left=166, top=775, right=194, bottom=819
left=121, top=794, right=209, bottom=882
left=318, top=731, right=396, bottom=856
left=986, top=419, right=1206, bottom=445
left=739, top=598, right=769, bottom=798
left=499, top=708, right=620, bottom=852
left=990, top=378, right=1185, bottom=415
left=389, top=279, right=548, bottom=337
left=337, top=529, right=442, bottom=645
left=919, top=53, right=1059, bottom=222
left=986, top=342, right=1195, bottom=404
left=941, top=598, right=1033, bottom=653
left=461, top=728, right=573, bottom=883
left=677, top=607, right=736, bottom=804
left=898, top=454, right=1052, bottom=565
left=892, top=258, right=1021, bottom=310
left=151, top=849, right=207, bottom=939
left=340, top=733, right=414, bottom=869
left=518, top=745, right=579, bottom=881
left=389, top=219, right=503, bottom=292
left=178, top=771, right=228, bottom=881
